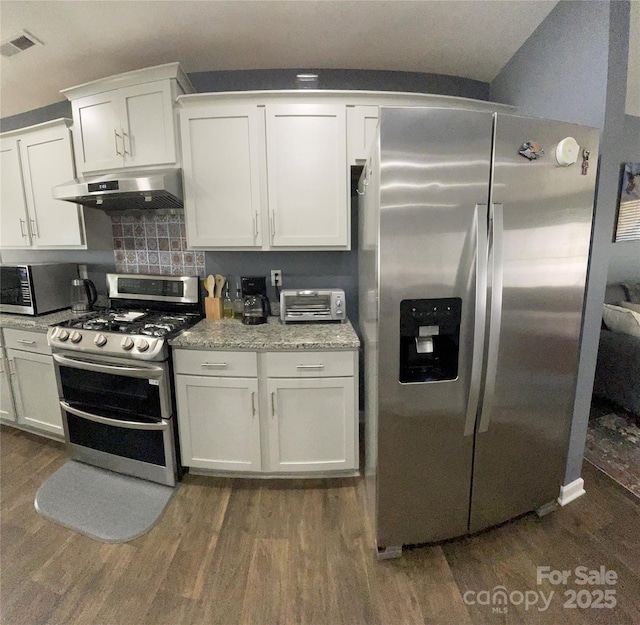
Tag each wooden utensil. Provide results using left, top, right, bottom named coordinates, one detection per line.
left=205, top=275, right=215, bottom=298
left=215, top=274, right=226, bottom=298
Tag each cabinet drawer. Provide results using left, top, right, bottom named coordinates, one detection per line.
left=173, top=349, right=257, bottom=377
left=265, top=350, right=355, bottom=378
left=3, top=329, right=51, bottom=355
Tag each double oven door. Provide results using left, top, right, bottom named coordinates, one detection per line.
left=53, top=350, right=178, bottom=486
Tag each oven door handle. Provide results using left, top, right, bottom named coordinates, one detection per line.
left=61, top=401, right=169, bottom=431
left=53, top=353, right=165, bottom=378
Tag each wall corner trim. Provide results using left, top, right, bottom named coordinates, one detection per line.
left=557, top=477, right=586, bottom=507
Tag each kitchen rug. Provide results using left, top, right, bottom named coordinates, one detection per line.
left=584, top=410, right=640, bottom=498
left=34, top=460, right=176, bottom=543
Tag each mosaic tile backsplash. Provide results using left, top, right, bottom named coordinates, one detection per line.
left=112, top=215, right=205, bottom=277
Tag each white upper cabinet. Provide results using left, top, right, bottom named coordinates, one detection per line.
left=70, top=90, right=122, bottom=173
left=265, top=103, right=348, bottom=248
left=0, top=119, right=94, bottom=249
left=181, top=105, right=264, bottom=248
left=266, top=102, right=349, bottom=249
left=179, top=96, right=350, bottom=251
left=0, top=137, right=29, bottom=246
left=62, top=63, right=193, bottom=175
left=346, top=105, right=379, bottom=165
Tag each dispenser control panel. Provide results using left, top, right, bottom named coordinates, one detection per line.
left=399, top=298, right=462, bottom=383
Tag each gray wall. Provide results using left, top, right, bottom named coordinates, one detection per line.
left=188, top=68, right=489, bottom=100
left=0, top=100, right=72, bottom=133
left=608, top=114, right=640, bottom=283
left=490, top=0, right=631, bottom=487
left=490, top=1, right=610, bottom=128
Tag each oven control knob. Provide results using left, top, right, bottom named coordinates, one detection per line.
left=121, top=337, right=134, bottom=351
left=135, top=338, right=150, bottom=352
left=54, top=328, right=70, bottom=342
left=69, top=331, right=82, bottom=344
left=94, top=334, right=107, bottom=347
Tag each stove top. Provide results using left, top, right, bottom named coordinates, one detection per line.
left=47, top=273, right=203, bottom=361
left=48, top=308, right=202, bottom=361
left=61, top=309, right=201, bottom=337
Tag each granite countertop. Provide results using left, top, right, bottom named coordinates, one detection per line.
left=0, top=309, right=83, bottom=333
left=170, top=316, right=361, bottom=351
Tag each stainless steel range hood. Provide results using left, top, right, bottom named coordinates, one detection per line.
left=53, top=168, right=183, bottom=214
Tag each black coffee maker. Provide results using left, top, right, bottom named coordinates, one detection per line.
left=241, top=276, right=269, bottom=325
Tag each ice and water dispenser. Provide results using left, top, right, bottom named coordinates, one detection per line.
left=399, top=298, right=462, bottom=383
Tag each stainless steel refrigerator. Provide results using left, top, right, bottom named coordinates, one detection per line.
left=358, top=107, right=599, bottom=557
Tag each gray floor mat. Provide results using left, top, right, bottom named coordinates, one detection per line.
left=34, top=460, right=176, bottom=543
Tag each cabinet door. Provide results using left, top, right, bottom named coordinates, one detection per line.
left=0, top=350, right=16, bottom=422
left=120, top=80, right=176, bottom=168
left=176, top=375, right=261, bottom=471
left=347, top=105, right=379, bottom=165
left=19, top=125, right=85, bottom=247
left=8, top=349, right=63, bottom=437
left=181, top=105, right=264, bottom=248
left=72, top=90, right=123, bottom=173
left=265, top=104, right=348, bottom=248
left=0, top=138, right=30, bottom=247
left=266, top=377, right=356, bottom=473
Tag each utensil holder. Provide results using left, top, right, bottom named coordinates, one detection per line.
left=205, top=297, right=223, bottom=320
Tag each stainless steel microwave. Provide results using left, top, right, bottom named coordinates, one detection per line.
left=280, top=289, right=346, bottom=323
left=0, top=263, right=78, bottom=315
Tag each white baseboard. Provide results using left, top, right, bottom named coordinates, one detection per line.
left=557, top=477, right=585, bottom=507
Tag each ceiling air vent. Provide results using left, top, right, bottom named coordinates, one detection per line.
left=0, top=31, right=43, bottom=58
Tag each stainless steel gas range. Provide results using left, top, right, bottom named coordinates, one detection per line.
left=47, top=274, right=202, bottom=486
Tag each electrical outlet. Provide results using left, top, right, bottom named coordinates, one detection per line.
left=271, top=269, right=282, bottom=287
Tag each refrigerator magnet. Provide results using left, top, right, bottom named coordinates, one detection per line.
left=518, top=141, right=545, bottom=160
left=556, top=137, right=580, bottom=166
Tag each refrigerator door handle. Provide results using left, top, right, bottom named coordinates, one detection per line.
left=478, top=202, right=504, bottom=433
left=464, top=203, right=489, bottom=436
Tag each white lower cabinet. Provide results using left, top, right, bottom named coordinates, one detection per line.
left=175, top=375, right=261, bottom=471
left=0, top=339, right=16, bottom=423
left=265, top=377, right=356, bottom=473
left=4, top=329, right=63, bottom=438
left=174, top=348, right=358, bottom=476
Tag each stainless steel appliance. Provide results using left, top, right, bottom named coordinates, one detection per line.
left=280, top=289, right=346, bottom=323
left=52, top=168, right=183, bottom=213
left=0, top=263, right=79, bottom=315
left=359, top=107, right=599, bottom=557
left=70, top=278, right=97, bottom=313
left=47, top=273, right=202, bottom=486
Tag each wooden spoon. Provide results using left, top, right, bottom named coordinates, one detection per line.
left=215, top=274, right=226, bottom=298
left=205, top=275, right=215, bottom=298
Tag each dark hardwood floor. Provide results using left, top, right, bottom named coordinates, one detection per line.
left=1, top=424, right=639, bottom=625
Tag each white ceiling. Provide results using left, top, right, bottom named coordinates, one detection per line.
left=0, top=0, right=561, bottom=118
left=0, top=1, right=637, bottom=119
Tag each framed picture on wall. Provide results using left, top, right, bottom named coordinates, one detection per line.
left=614, top=162, right=640, bottom=242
